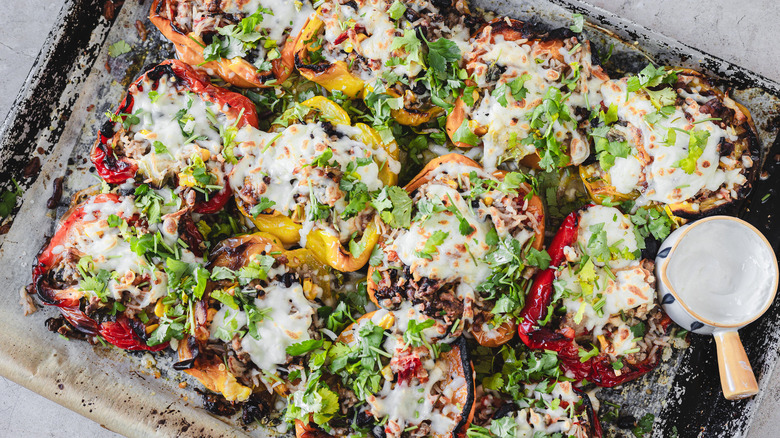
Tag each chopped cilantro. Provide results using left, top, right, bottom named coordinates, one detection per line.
left=374, top=186, right=413, bottom=228
left=108, top=40, right=131, bottom=57
left=0, top=179, right=23, bottom=218
left=415, top=230, right=449, bottom=260
left=570, top=13, right=585, bottom=33
left=250, top=197, right=277, bottom=217
left=387, top=0, right=407, bottom=20
left=287, top=339, right=324, bottom=356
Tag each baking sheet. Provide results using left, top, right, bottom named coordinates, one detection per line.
left=0, top=0, right=778, bottom=437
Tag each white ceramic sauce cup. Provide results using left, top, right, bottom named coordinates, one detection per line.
left=656, top=216, right=779, bottom=400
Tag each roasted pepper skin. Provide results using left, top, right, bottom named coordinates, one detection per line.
left=516, top=210, right=671, bottom=387
left=92, top=59, right=259, bottom=212
left=295, top=315, right=475, bottom=438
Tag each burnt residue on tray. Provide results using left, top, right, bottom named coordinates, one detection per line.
left=46, top=177, right=64, bottom=209
left=0, top=0, right=125, bottom=225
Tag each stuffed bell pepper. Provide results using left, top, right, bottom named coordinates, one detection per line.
left=289, top=308, right=475, bottom=437
left=175, top=232, right=333, bottom=415
left=516, top=204, right=672, bottom=387
left=580, top=65, right=758, bottom=218
left=227, top=96, right=400, bottom=271
left=33, top=186, right=206, bottom=351
left=92, top=59, right=259, bottom=213
left=367, top=153, right=545, bottom=348
left=445, top=18, right=608, bottom=172
left=294, top=0, right=478, bottom=125
left=149, top=0, right=311, bottom=87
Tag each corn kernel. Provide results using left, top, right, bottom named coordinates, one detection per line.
left=200, top=148, right=211, bottom=161
left=145, top=324, right=159, bottom=335
left=381, top=365, right=394, bottom=381
left=484, top=196, right=494, bottom=206
left=446, top=179, right=459, bottom=189
left=303, top=279, right=317, bottom=300
left=274, top=382, right=290, bottom=397
left=154, top=299, right=166, bottom=318
left=378, top=312, right=395, bottom=330
left=597, top=335, right=608, bottom=351
left=139, top=129, right=150, bottom=136
left=178, top=172, right=196, bottom=187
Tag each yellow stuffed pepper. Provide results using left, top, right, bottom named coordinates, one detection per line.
left=177, top=232, right=333, bottom=403
left=227, top=97, right=400, bottom=272
left=294, top=0, right=475, bottom=126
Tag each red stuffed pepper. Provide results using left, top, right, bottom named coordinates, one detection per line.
left=517, top=205, right=672, bottom=387
left=92, top=59, right=259, bottom=213
left=33, top=188, right=206, bottom=351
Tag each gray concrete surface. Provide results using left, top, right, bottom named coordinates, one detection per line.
left=0, top=0, right=778, bottom=437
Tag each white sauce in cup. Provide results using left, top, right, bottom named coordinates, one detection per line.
left=666, top=219, right=777, bottom=325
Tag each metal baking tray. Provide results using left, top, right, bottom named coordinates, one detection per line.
left=0, top=0, right=778, bottom=436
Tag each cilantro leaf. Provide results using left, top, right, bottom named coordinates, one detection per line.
left=426, top=38, right=461, bottom=76
left=108, top=40, right=131, bottom=57
left=0, top=179, right=23, bottom=218
left=578, top=344, right=599, bottom=362
left=387, top=0, right=407, bottom=20
left=374, top=186, right=413, bottom=228
left=211, top=289, right=239, bottom=310
left=452, top=120, right=480, bottom=146
left=675, top=129, right=709, bottom=174
left=415, top=230, right=449, bottom=260
left=570, top=13, right=585, bottom=33
left=390, top=29, right=424, bottom=67
left=348, top=233, right=367, bottom=258
left=403, top=318, right=435, bottom=347
left=287, top=339, right=324, bottom=356
left=508, top=73, right=531, bottom=101
left=250, top=197, right=277, bottom=216
left=153, top=141, right=173, bottom=158
left=633, top=413, right=655, bottom=438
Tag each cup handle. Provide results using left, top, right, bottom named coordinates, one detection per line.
left=714, top=330, right=758, bottom=400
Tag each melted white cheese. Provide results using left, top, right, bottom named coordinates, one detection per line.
left=576, top=205, right=639, bottom=269
left=463, top=31, right=605, bottom=171
left=66, top=192, right=197, bottom=309
left=390, top=184, right=493, bottom=287
left=504, top=381, right=587, bottom=437
left=600, top=78, right=741, bottom=205
left=557, top=263, right=655, bottom=338
left=210, top=281, right=317, bottom=373
left=127, top=74, right=235, bottom=185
